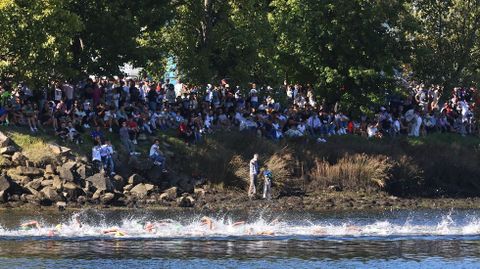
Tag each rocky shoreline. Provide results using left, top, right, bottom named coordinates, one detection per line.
left=1, top=130, right=479, bottom=212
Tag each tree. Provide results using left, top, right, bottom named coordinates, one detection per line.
left=0, top=0, right=82, bottom=85
left=410, top=0, right=480, bottom=88
left=269, top=0, right=413, bottom=111
left=161, top=0, right=278, bottom=85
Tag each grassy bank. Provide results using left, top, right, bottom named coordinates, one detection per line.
left=2, top=126, right=480, bottom=199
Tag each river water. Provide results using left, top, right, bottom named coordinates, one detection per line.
left=0, top=209, right=480, bottom=268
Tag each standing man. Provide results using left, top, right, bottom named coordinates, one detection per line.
left=248, top=153, right=259, bottom=198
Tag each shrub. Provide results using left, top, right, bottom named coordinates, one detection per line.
left=309, top=153, right=393, bottom=191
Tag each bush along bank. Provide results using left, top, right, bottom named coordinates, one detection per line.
left=0, top=129, right=480, bottom=210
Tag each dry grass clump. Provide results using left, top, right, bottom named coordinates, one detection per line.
left=264, top=149, right=295, bottom=191
left=9, top=132, right=57, bottom=165
left=310, top=153, right=393, bottom=191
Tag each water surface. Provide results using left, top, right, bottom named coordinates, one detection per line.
left=0, top=209, right=479, bottom=268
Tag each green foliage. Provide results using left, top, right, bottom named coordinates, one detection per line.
left=160, top=0, right=279, bottom=85
left=410, top=0, right=480, bottom=87
left=269, top=0, right=413, bottom=107
left=0, top=0, right=83, bottom=85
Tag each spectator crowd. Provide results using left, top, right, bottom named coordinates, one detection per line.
left=0, top=77, right=478, bottom=174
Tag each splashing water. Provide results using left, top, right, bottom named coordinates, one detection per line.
left=1, top=211, right=480, bottom=240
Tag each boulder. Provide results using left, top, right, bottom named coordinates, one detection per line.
left=48, top=144, right=71, bottom=155
left=59, top=161, right=78, bottom=180
left=77, top=196, right=87, bottom=204
left=52, top=176, right=63, bottom=190
left=111, top=175, right=126, bottom=191
left=86, top=173, right=113, bottom=192
left=0, top=176, right=11, bottom=193
left=123, top=184, right=134, bottom=192
left=15, top=166, right=43, bottom=177
left=40, top=186, right=61, bottom=202
left=7, top=169, right=30, bottom=185
left=194, top=187, right=206, bottom=197
left=0, top=157, right=12, bottom=168
left=128, top=174, right=144, bottom=185
left=45, top=164, right=55, bottom=175
left=41, top=179, right=54, bottom=187
left=100, top=192, right=115, bottom=204
left=0, top=146, right=17, bottom=155
left=76, top=165, right=92, bottom=179
left=0, top=191, right=6, bottom=203
left=159, top=187, right=177, bottom=201
left=130, top=183, right=149, bottom=198
left=11, top=152, right=27, bottom=165
left=177, top=195, right=195, bottom=207
left=0, top=131, right=12, bottom=147
left=26, top=186, right=39, bottom=196
left=56, top=201, right=67, bottom=210
left=63, top=182, right=81, bottom=191
left=24, top=178, right=43, bottom=191
left=92, top=189, right=102, bottom=200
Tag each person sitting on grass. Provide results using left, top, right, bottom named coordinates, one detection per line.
left=149, top=139, right=167, bottom=172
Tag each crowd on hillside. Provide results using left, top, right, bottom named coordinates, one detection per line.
left=0, top=77, right=478, bottom=173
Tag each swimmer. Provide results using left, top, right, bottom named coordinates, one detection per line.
left=345, top=225, right=361, bottom=233
left=103, top=228, right=127, bottom=237
left=232, top=221, right=246, bottom=227
left=200, top=216, right=214, bottom=230
left=20, top=221, right=41, bottom=230
left=313, top=227, right=326, bottom=235
left=247, top=227, right=275, bottom=236
left=74, top=216, right=82, bottom=228
left=144, top=222, right=155, bottom=233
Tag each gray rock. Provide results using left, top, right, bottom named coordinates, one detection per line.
left=159, top=187, right=177, bottom=201
left=77, top=196, right=86, bottom=204
left=40, top=187, right=60, bottom=202
left=7, top=169, right=30, bottom=185
left=92, top=189, right=102, bottom=200
left=58, top=166, right=75, bottom=182
left=15, top=166, right=43, bottom=177
left=0, top=190, right=5, bottom=203
left=123, top=184, right=134, bottom=192
left=0, top=131, right=12, bottom=147
left=56, top=201, right=67, bottom=210
left=11, top=152, right=26, bottom=164
left=45, top=164, right=55, bottom=175
left=100, top=192, right=115, bottom=204
left=63, top=182, right=81, bottom=191
left=111, top=175, right=126, bottom=191
left=130, top=183, right=149, bottom=198
left=177, top=195, right=195, bottom=207
left=41, top=179, right=54, bottom=187
left=194, top=187, right=206, bottom=197
left=76, top=165, right=92, bottom=179
left=0, top=146, right=17, bottom=155
left=86, top=173, right=113, bottom=192
left=24, top=178, right=43, bottom=190
left=145, top=184, right=155, bottom=192
left=52, top=176, right=63, bottom=190
left=48, top=144, right=71, bottom=155
left=0, top=176, right=11, bottom=193
left=128, top=174, right=144, bottom=185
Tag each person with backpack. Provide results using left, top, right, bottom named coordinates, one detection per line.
left=262, top=169, right=273, bottom=200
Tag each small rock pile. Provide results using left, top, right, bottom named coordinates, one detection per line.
left=0, top=132, right=203, bottom=209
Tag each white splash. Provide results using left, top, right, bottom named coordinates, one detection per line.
left=2, top=212, right=480, bottom=239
